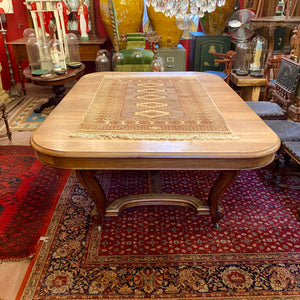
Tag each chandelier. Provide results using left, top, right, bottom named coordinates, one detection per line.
left=145, top=0, right=226, bottom=19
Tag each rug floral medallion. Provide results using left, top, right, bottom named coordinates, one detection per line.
left=18, top=169, right=300, bottom=299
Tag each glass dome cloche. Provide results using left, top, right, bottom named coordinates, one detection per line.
left=26, top=37, right=53, bottom=76
left=96, top=49, right=110, bottom=72
left=234, top=40, right=251, bottom=76
left=49, top=39, right=67, bottom=74
left=66, top=33, right=82, bottom=68
left=249, top=35, right=267, bottom=77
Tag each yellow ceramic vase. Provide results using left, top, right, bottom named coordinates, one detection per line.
left=99, top=0, right=144, bottom=44
left=200, top=0, right=236, bottom=35
left=146, top=5, right=184, bottom=48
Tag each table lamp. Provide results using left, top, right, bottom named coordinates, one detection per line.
left=0, top=0, right=21, bottom=98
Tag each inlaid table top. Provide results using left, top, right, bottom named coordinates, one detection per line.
left=30, top=72, right=281, bottom=228
left=31, top=72, right=280, bottom=171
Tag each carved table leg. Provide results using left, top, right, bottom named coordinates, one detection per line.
left=76, top=170, right=107, bottom=227
left=1, top=104, right=12, bottom=141
left=34, top=84, right=66, bottom=113
left=208, top=170, right=240, bottom=229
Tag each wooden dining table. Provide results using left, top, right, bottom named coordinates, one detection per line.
left=30, top=72, right=280, bottom=229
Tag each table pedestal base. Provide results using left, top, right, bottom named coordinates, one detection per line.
left=76, top=169, right=240, bottom=229
left=240, top=86, right=261, bottom=101
left=34, top=85, right=66, bottom=113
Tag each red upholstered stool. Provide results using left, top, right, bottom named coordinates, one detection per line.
left=0, top=101, right=12, bottom=141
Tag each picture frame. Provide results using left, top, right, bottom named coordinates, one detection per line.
left=243, top=0, right=258, bottom=10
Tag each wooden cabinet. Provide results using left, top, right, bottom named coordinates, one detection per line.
left=189, top=32, right=231, bottom=72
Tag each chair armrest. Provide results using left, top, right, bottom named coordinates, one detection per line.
left=211, top=52, right=227, bottom=58
left=214, top=59, right=228, bottom=64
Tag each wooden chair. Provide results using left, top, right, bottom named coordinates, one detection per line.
left=0, top=101, right=12, bottom=141
left=262, top=119, right=300, bottom=199
left=246, top=57, right=300, bottom=119
left=262, top=54, right=291, bottom=101
left=274, top=141, right=300, bottom=220
left=260, top=57, right=300, bottom=152
left=204, top=51, right=236, bottom=84
left=272, top=57, right=300, bottom=112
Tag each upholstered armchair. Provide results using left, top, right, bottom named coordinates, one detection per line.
left=114, top=33, right=154, bottom=72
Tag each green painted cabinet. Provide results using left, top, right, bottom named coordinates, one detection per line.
left=189, top=32, right=231, bottom=72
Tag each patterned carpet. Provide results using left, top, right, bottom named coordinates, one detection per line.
left=0, top=146, right=70, bottom=261
left=18, top=168, right=300, bottom=299
left=2, top=97, right=53, bottom=131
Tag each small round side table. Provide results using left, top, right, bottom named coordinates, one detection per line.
left=23, top=63, right=85, bottom=113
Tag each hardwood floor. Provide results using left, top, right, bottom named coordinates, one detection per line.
left=0, top=83, right=69, bottom=300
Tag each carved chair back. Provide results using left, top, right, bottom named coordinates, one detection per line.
left=272, top=58, right=300, bottom=112
left=263, top=54, right=291, bottom=101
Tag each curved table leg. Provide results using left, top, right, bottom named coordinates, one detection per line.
left=34, top=84, right=66, bottom=113
left=76, top=170, right=107, bottom=227
left=208, top=170, right=240, bottom=229
left=77, top=169, right=240, bottom=229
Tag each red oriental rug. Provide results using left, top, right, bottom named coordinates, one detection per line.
left=0, top=146, right=70, bottom=262
left=18, top=169, right=300, bottom=299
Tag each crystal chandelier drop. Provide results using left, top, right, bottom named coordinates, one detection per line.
left=145, top=0, right=226, bottom=19
left=145, top=0, right=227, bottom=30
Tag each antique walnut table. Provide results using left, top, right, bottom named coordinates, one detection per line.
left=30, top=72, right=280, bottom=229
